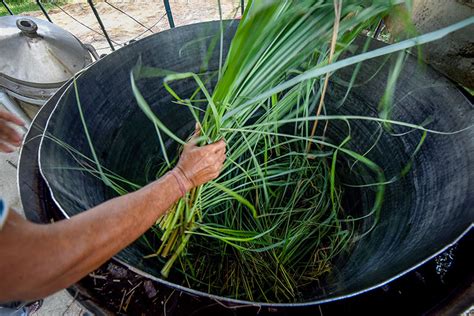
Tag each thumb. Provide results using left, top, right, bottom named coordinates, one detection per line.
left=194, top=122, right=201, bottom=136
left=187, top=122, right=201, bottom=146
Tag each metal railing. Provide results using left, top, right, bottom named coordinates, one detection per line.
left=1, top=0, right=246, bottom=53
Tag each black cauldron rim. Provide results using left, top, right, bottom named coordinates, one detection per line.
left=27, top=20, right=474, bottom=308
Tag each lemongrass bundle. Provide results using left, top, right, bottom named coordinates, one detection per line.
left=129, top=0, right=392, bottom=301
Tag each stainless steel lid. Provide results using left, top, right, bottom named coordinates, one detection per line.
left=0, top=15, right=92, bottom=86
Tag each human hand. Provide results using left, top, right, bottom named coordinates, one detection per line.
left=0, top=110, right=25, bottom=153
left=171, top=125, right=226, bottom=193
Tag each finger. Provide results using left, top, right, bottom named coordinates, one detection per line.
left=213, top=150, right=226, bottom=163
left=194, top=122, right=201, bottom=135
left=186, top=124, right=202, bottom=147
left=0, top=111, right=25, bottom=126
left=0, top=142, right=15, bottom=153
left=0, top=122, right=22, bottom=143
left=205, top=168, right=221, bottom=180
left=216, top=147, right=226, bottom=156
left=0, top=122, right=23, bottom=144
left=218, top=153, right=226, bottom=164
left=209, top=158, right=225, bottom=175
left=210, top=172, right=220, bottom=180
left=207, top=139, right=226, bottom=152
left=203, top=164, right=222, bottom=174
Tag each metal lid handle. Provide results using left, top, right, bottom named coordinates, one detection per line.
left=16, top=18, right=38, bottom=37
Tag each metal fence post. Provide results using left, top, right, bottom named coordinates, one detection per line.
left=1, top=0, right=13, bottom=15
left=163, top=0, right=175, bottom=28
left=36, top=1, right=52, bottom=22
left=87, top=0, right=115, bottom=51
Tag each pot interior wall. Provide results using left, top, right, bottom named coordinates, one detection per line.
left=39, top=21, right=474, bottom=304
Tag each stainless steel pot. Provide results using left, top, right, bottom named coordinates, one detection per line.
left=0, top=15, right=98, bottom=124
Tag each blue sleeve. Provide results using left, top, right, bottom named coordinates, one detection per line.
left=0, top=199, right=8, bottom=231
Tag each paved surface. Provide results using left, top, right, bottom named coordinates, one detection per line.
left=35, top=291, right=86, bottom=316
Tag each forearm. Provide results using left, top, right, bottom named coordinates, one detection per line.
left=53, top=173, right=181, bottom=277
left=0, top=173, right=180, bottom=302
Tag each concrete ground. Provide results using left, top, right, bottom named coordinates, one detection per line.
left=35, top=291, right=87, bottom=316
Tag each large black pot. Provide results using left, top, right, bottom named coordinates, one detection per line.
left=35, top=21, right=473, bottom=307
